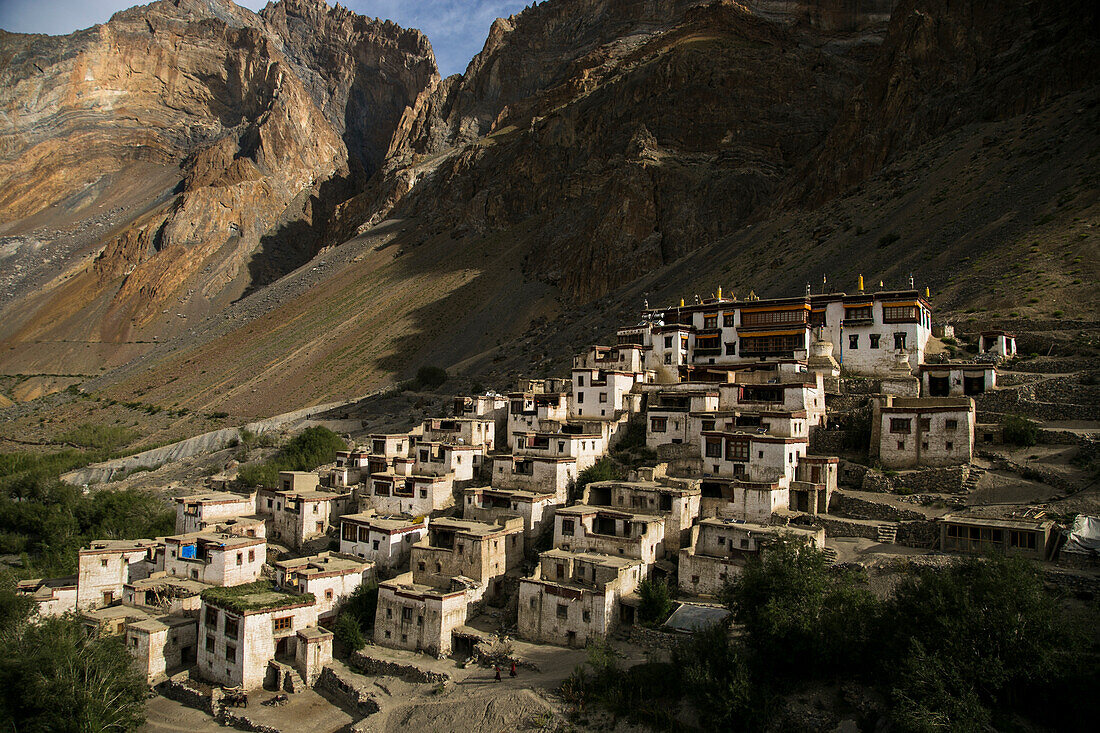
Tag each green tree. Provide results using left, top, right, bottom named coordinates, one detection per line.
left=724, top=534, right=880, bottom=683
left=414, top=366, right=448, bottom=390
left=884, top=556, right=1067, bottom=731
left=637, top=577, right=672, bottom=626
left=0, top=602, right=147, bottom=732
left=237, top=426, right=346, bottom=488
left=339, top=579, right=378, bottom=633
left=570, top=457, right=623, bottom=503
left=1001, top=414, right=1039, bottom=446
left=333, top=612, right=365, bottom=653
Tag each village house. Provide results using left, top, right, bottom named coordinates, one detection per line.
left=979, top=330, right=1017, bottom=359
left=125, top=613, right=198, bottom=684
left=506, top=391, right=569, bottom=449
left=274, top=552, right=375, bottom=621
left=160, top=532, right=266, bottom=586
left=411, top=440, right=481, bottom=483
left=919, top=363, right=998, bottom=397
left=339, top=512, right=427, bottom=569
left=76, top=538, right=159, bottom=610
left=329, top=448, right=372, bottom=488
left=645, top=390, right=720, bottom=449
left=453, top=393, right=509, bottom=441
left=364, top=433, right=411, bottom=474
left=871, top=396, right=976, bottom=469
left=363, top=471, right=453, bottom=516
left=174, top=491, right=257, bottom=534
left=553, top=505, right=666, bottom=566
left=679, top=518, right=825, bottom=596
left=463, top=486, right=562, bottom=538
left=372, top=575, right=479, bottom=657
left=517, top=548, right=644, bottom=647
left=701, top=431, right=807, bottom=486
left=492, top=454, right=577, bottom=500
left=582, top=474, right=701, bottom=551
left=256, top=474, right=354, bottom=549
left=16, top=576, right=77, bottom=617
left=409, top=516, right=525, bottom=600
left=123, top=574, right=210, bottom=615
left=789, top=455, right=839, bottom=515
left=197, top=581, right=329, bottom=690
left=420, top=417, right=495, bottom=451
left=939, top=513, right=1056, bottom=561
left=511, top=428, right=606, bottom=472
left=697, top=478, right=790, bottom=524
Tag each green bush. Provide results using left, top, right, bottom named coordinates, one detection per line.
left=0, top=589, right=148, bottom=731
left=570, top=457, right=624, bottom=503
left=333, top=612, right=365, bottom=653
left=1002, top=414, right=1039, bottom=446
left=413, top=366, right=448, bottom=390
left=236, top=426, right=346, bottom=488
left=55, top=424, right=139, bottom=451
left=338, top=580, right=379, bottom=634
left=637, top=577, right=673, bottom=626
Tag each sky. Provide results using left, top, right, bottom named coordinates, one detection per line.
left=0, top=0, right=530, bottom=76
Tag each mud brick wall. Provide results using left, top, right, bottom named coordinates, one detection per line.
left=629, top=624, right=688, bottom=652
left=315, top=666, right=380, bottom=716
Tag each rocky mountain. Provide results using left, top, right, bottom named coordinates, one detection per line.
left=0, top=0, right=434, bottom=371
left=0, top=0, right=1095, bottom=417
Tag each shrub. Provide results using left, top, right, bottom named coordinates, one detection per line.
left=570, top=457, right=624, bottom=503
left=236, top=426, right=346, bottom=487
left=413, top=366, right=448, bottom=390
left=333, top=612, right=365, bottom=653
left=1002, top=415, right=1038, bottom=446
left=637, top=577, right=673, bottom=626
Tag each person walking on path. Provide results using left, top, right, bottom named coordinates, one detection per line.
left=494, top=666, right=502, bottom=682
left=509, top=661, right=517, bottom=678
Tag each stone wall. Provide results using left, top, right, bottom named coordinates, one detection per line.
left=840, top=379, right=882, bottom=395
left=809, top=429, right=850, bottom=455
left=894, top=520, right=939, bottom=549
left=976, top=387, right=1099, bottom=421
left=1042, top=568, right=1100, bottom=597
left=979, top=453, right=1085, bottom=494
left=157, top=674, right=213, bottom=715
left=829, top=493, right=927, bottom=522
left=314, top=666, right=380, bottom=717
left=349, top=649, right=449, bottom=684
left=860, top=466, right=968, bottom=494
left=838, top=460, right=870, bottom=488
left=628, top=624, right=687, bottom=653
left=792, top=515, right=878, bottom=541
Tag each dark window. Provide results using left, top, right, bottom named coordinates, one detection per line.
left=725, top=341, right=737, bottom=355
left=723, top=314, right=736, bottom=327
left=561, top=519, right=575, bottom=536
left=557, top=604, right=568, bottom=619
left=705, top=438, right=722, bottom=458
left=890, top=418, right=912, bottom=434
left=895, top=332, right=907, bottom=350
left=848, top=334, right=859, bottom=350
left=869, top=334, right=880, bottom=349
left=946, top=419, right=958, bottom=430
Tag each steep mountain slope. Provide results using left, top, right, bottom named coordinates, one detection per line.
left=0, top=0, right=1096, bottom=418
left=0, top=0, right=434, bottom=374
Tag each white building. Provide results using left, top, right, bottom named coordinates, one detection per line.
left=517, top=549, right=643, bottom=647
left=679, top=519, right=824, bottom=596
left=274, top=552, right=375, bottom=621
left=872, top=396, right=976, bottom=469
left=174, top=491, right=256, bottom=535
left=492, top=455, right=577, bottom=500
left=160, top=532, right=266, bottom=587
left=76, top=539, right=158, bottom=610
left=979, top=330, right=1017, bottom=358
left=463, top=486, right=562, bottom=538
left=552, top=505, right=666, bottom=566
left=339, top=513, right=427, bottom=569
left=197, top=582, right=329, bottom=690
left=363, top=472, right=454, bottom=516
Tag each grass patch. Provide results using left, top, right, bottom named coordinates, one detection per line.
left=201, top=580, right=313, bottom=614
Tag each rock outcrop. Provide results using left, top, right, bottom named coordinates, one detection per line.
left=0, top=0, right=435, bottom=368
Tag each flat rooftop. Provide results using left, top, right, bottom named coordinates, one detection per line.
left=428, top=517, right=518, bottom=536
left=275, top=552, right=371, bottom=577
left=126, top=574, right=211, bottom=594
left=556, top=503, right=664, bottom=522
left=201, top=581, right=313, bottom=614
left=175, top=491, right=252, bottom=504
left=699, top=517, right=820, bottom=537
left=341, top=512, right=425, bottom=531
left=540, top=548, right=641, bottom=569
left=587, top=479, right=700, bottom=496
left=81, top=538, right=158, bottom=554
left=164, top=531, right=263, bottom=548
